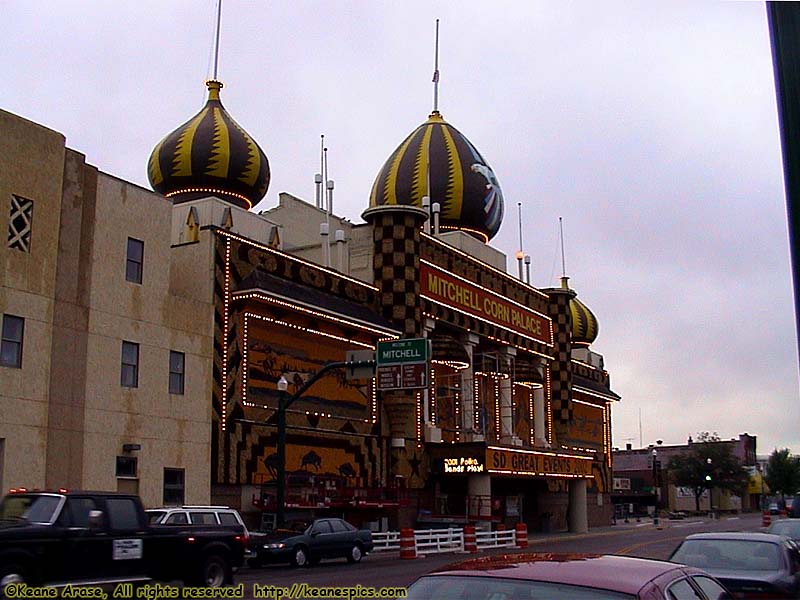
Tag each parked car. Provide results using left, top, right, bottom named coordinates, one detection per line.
left=404, top=552, right=732, bottom=600
left=247, top=518, right=373, bottom=567
left=146, top=505, right=248, bottom=529
left=768, top=519, right=800, bottom=542
left=669, top=532, right=800, bottom=598
left=0, top=490, right=246, bottom=590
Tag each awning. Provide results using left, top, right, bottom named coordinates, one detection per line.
left=234, top=270, right=399, bottom=337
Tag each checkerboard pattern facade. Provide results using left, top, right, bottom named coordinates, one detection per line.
left=548, top=288, right=575, bottom=423
left=371, top=211, right=426, bottom=337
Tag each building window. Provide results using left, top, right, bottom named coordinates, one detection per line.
left=115, top=456, right=138, bottom=478
left=121, top=341, right=139, bottom=388
left=8, top=195, right=33, bottom=252
left=169, top=351, right=185, bottom=395
left=163, top=468, right=185, bottom=506
left=126, top=237, right=144, bottom=284
left=1, top=315, right=24, bottom=368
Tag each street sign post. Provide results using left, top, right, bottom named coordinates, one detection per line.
left=376, top=338, right=430, bottom=390
left=345, top=349, right=376, bottom=380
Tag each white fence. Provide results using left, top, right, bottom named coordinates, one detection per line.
left=371, top=530, right=400, bottom=552
left=371, top=526, right=517, bottom=555
left=475, top=527, right=515, bottom=549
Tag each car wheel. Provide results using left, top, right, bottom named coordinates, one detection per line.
left=247, top=557, right=263, bottom=569
left=346, top=543, right=363, bottom=564
left=200, top=554, right=231, bottom=587
left=290, top=546, right=308, bottom=568
left=0, top=565, right=28, bottom=598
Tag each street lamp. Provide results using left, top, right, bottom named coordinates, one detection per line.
left=276, top=375, right=289, bottom=529
left=706, top=457, right=714, bottom=517
left=652, top=448, right=660, bottom=527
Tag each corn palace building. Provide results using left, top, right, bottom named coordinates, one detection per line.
left=0, top=77, right=620, bottom=532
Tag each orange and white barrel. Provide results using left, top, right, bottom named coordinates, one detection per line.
left=515, top=523, right=528, bottom=548
left=763, top=511, right=772, bottom=527
left=399, top=527, right=417, bottom=559
left=463, top=525, right=478, bottom=553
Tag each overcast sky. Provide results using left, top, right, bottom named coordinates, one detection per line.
left=4, top=1, right=798, bottom=455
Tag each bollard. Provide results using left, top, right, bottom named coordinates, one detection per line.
left=763, top=511, right=772, bottom=527
left=399, top=528, right=417, bottom=559
left=463, top=525, right=478, bottom=553
left=515, top=523, right=528, bottom=548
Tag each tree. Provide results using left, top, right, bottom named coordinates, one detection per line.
left=667, top=432, right=750, bottom=513
left=765, top=449, right=800, bottom=505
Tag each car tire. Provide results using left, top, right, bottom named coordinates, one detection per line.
left=0, top=564, right=28, bottom=599
left=290, top=546, right=309, bottom=568
left=307, top=556, right=320, bottom=566
left=199, top=554, right=231, bottom=587
left=247, top=557, right=263, bottom=569
left=346, top=543, right=363, bottom=564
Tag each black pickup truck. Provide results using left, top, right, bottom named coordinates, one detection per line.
left=0, top=490, right=246, bottom=592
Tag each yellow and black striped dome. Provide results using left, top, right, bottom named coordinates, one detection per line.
left=570, top=296, right=599, bottom=347
left=148, top=80, right=269, bottom=210
left=369, top=111, right=504, bottom=242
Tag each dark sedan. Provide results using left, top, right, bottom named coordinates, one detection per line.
left=670, top=532, right=800, bottom=598
left=405, top=553, right=731, bottom=599
left=247, top=518, right=373, bottom=568
left=769, top=519, right=800, bottom=542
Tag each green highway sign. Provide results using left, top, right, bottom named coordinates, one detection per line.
left=376, top=338, right=430, bottom=366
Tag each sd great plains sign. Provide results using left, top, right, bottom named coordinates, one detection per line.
left=486, top=447, right=593, bottom=478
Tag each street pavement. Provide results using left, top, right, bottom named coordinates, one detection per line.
left=235, top=512, right=765, bottom=598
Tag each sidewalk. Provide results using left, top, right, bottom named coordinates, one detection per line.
left=525, top=512, right=763, bottom=545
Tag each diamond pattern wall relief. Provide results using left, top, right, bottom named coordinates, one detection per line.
left=8, top=195, right=33, bottom=252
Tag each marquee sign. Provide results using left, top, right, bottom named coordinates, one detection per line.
left=442, top=456, right=486, bottom=474
left=486, top=446, right=593, bottom=478
left=421, top=262, right=552, bottom=345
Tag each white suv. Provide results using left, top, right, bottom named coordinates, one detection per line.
left=146, top=505, right=247, bottom=530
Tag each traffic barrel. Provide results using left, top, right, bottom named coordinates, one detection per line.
left=780, top=509, right=788, bottom=519
left=463, top=525, right=478, bottom=553
left=763, top=511, right=772, bottom=527
left=515, top=523, right=528, bottom=548
left=399, top=528, right=417, bottom=559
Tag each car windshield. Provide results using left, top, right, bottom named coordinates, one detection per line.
left=0, top=494, right=62, bottom=524
left=405, top=575, right=635, bottom=600
left=146, top=510, right=167, bottom=524
left=671, top=539, right=781, bottom=571
left=769, top=521, right=800, bottom=539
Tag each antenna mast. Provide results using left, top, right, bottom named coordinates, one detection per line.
left=212, top=0, right=223, bottom=80
left=432, top=19, right=440, bottom=113
left=559, top=216, right=566, bottom=278
left=518, top=202, right=524, bottom=254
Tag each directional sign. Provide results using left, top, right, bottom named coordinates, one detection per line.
left=375, top=338, right=429, bottom=390
left=376, top=338, right=429, bottom=365
left=377, top=363, right=427, bottom=390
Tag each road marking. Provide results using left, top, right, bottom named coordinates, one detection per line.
left=616, top=534, right=688, bottom=556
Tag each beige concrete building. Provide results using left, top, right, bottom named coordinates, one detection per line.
left=0, top=109, right=212, bottom=507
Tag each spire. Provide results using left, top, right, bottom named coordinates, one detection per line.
left=432, top=19, right=441, bottom=116
left=559, top=216, right=569, bottom=289
left=212, top=0, right=223, bottom=80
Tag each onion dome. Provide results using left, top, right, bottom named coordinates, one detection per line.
left=147, top=80, right=270, bottom=210
left=369, top=111, right=504, bottom=242
left=560, top=276, right=599, bottom=347
left=570, top=295, right=599, bottom=347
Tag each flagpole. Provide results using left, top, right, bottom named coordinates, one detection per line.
left=432, top=19, right=440, bottom=112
